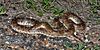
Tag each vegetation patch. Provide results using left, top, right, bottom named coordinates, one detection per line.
left=24, top=0, right=64, bottom=17
left=89, top=0, right=100, bottom=24
left=0, top=4, right=6, bottom=15
left=64, top=41, right=100, bottom=50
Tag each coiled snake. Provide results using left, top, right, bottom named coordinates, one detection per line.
left=11, top=12, right=86, bottom=41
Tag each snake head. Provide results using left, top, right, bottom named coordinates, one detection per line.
left=63, top=12, right=86, bottom=31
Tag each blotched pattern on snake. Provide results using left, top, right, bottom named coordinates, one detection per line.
left=11, top=12, right=86, bottom=41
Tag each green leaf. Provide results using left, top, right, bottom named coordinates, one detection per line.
left=64, top=41, right=73, bottom=48
left=94, top=44, right=100, bottom=50
left=0, top=6, right=6, bottom=14
left=74, top=42, right=85, bottom=50
left=43, top=0, right=49, bottom=5
left=37, top=11, right=43, bottom=16
left=25, top=0, right=36, bottom=10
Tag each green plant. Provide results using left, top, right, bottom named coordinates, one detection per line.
left=89, top=0, right=100, bottom=24
left=93, top=44, right=100, bottom=50
left=42, top=0, right=50, bottom=6
left=73, top=42, right=85, bottom=50
left=24, top=0, right=36, bottom=11
left=89, top=0, right=98, bottom=14
left=24, top=0, right=64, bottom=17
left=64, top=41, right=73, bottom=48
left=0, top=4, right=6, bottom=15
left=51, top=7, right=64, bottom=16
left=64, top=41, right=87, bottom=50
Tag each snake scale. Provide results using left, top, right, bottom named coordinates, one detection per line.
left=11, top=12, right=86, bottom=41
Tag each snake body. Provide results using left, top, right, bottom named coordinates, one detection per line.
left=11, top=12, right=86, bottom=41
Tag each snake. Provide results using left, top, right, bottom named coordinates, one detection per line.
left=11, top=12, right=86, bottom=41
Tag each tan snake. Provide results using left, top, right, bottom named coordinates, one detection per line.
left=11, top=12, right=86, bottom=41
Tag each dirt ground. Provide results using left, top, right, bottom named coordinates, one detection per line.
left=0, top=0, right=100, bottom=50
